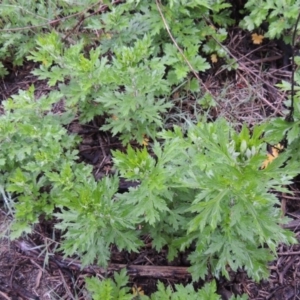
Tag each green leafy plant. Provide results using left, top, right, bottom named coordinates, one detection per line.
left=53, top=176, right=142, bottom=267
left=0, top=86, right=80, bottom=237
left=86, top=269, right=211, bottom=300
left=0, top=86, right=142, bottom=265
left=2, top=87, right=297, bottom=282
left=176, top=120, right=298, bottom=281
left=86, top=268, right=248, bottom=299
left=240, top=0, right=300, bottom=41
left=28, top=31, right=172, bottom=144
left=113, top=119, right=299, bottom=281
left=86, top=269, right=134, bottom=300
left=26, top=0, right=235, bottom=143
left=0, top=0, right=97, bottom=76
left=1, top=1, right=300, bottom=296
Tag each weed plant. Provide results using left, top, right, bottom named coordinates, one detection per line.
left=1, top=0, right=300, bottom=298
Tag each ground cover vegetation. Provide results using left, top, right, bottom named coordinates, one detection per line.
left=0, top=0, right=300, bottom=298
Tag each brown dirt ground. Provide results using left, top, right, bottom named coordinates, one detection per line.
left=1, top=29, right=300, bottom=300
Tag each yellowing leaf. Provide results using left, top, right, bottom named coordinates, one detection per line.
left=142, top=135, right=149, bottom=146
left=132, top=286, right=144, bottom=296
left=111, top=114, right=118, bottom=120
left=105, top=33, right=112, bottom=39
left=211, top=54, right=218, bottom=63
left=251, top=33, right=264, bottom=45
left=261, top=143, right=284, bottom=169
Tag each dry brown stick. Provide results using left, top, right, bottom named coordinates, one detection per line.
left=281, top=194, right=300, bottom=200
left=58, top=268, right=75, bottom=300
left=0, top=291, right=11, bottom=300
left=15, top=239, right=191, bottom=280
left=278, top=255, right=297, bottom=284
left=52, top=257, right=191, bottom=280
left=54, top=255, right=191, bottom=280
left=34, top=269, right=43, bottom=290
left=277, top=250, right=300, bottom=256
left=67, top=261, right=191, bottom=280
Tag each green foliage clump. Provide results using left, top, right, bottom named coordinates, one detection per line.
left=0, top=0, right=101, bottom=76
left=240, top=0, right=300, bottom=41
left=86, top=268, right=248, bottom=300
left=113, top=119, right=299, bottom=281
left=0, top=87, right=142, bottom=266
left=1, top=1, right=300, bottom=297
left=28, top=31, right=173, bottom=144
left=26, top=0, right=235, bottom=143
left=53, top=176, right=142, bottom=267
left=2, top=88, right=298, bottom=284
left=0, top=86, right=79, bottom=237
left=86, top=269, right=133, bottom=300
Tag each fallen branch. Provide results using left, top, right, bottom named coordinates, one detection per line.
left=66, top=261, right=191, bottom=280
left=15, top=239, right=191, bottom=280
